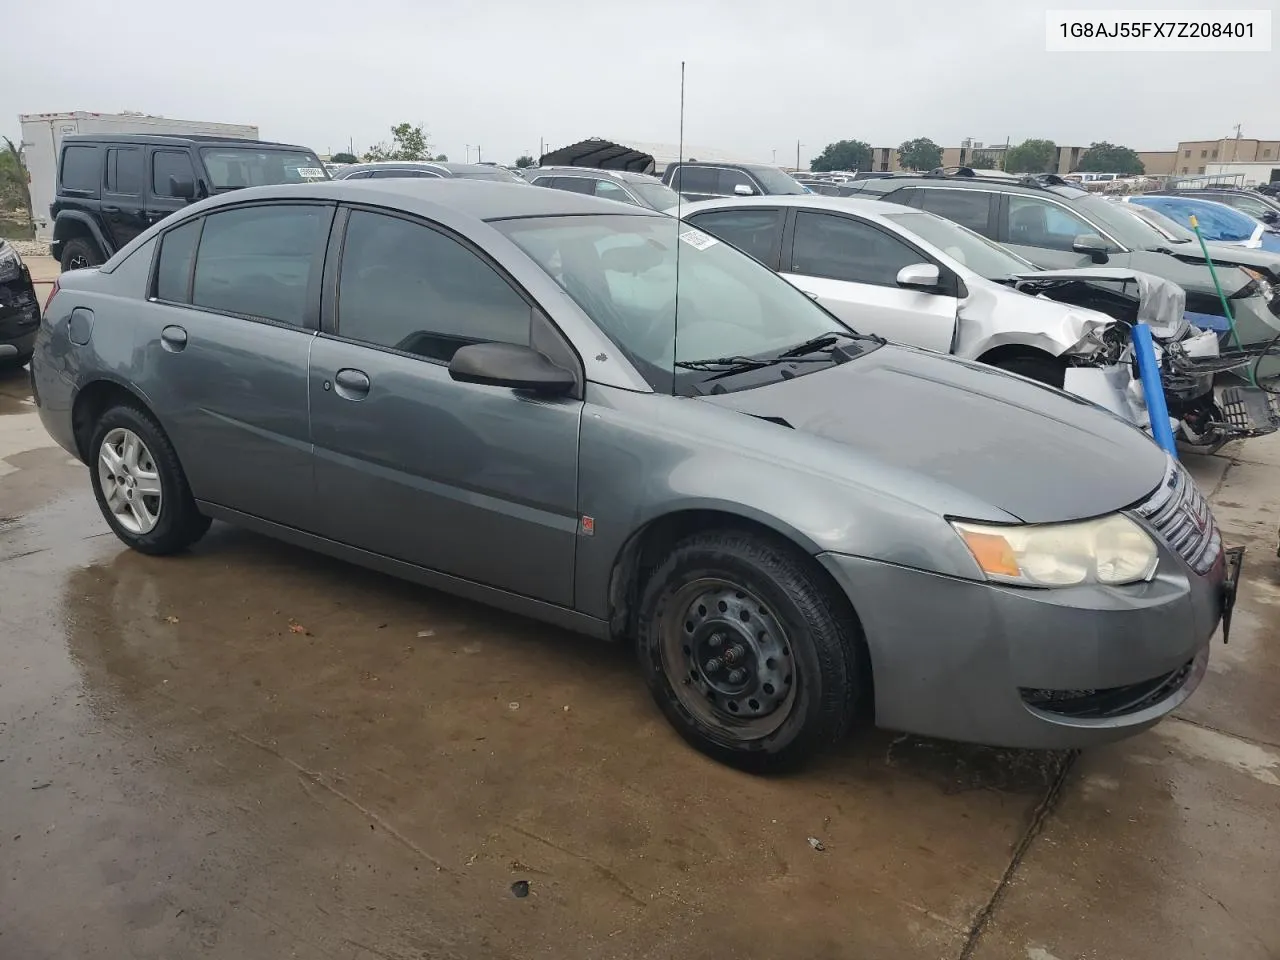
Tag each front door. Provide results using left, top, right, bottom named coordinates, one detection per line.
left=135, top=201, right=333, bottom=530
left=781, top=209, right=957, bottom=353
left=101, top=146, right=149, bottom=251
left=308, top=208, right=582, bottom=606
left=1001, top=194, right=1120, bottom=269
left=145, top=148, right=200, bottom=230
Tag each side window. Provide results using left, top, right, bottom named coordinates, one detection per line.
left=344, top=170, right=373, bottom=179
left=917, top=189, right=993, bottom=234
left=153, top=151, right=196, bottom=198
left=1006, top=196, right=1104, bottom=251
left=105, top=148, right=144, bottom=196
left=593, top=179, right=636, bottom=205
left=688, top=208, right=783, bottom=264
left=553, top=177, right=596, bottom=195
left=671, top=166, right=717, bottom=195
left=336, top=210, right=531, bottom=363
left=60, top=145, right=101, bottom=193
left=153, top=218, right=202, bottom=303
left=191, top=205, right=328, bottom=325
left=790, top=211, right=924, bottom=286
left=717, top=169, right=756, bottom=196
left=877, top=187, right=919, bottom=209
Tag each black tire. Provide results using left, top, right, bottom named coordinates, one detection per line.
left=636, top=529, right=863, bottom=771
left=989, top=353, right=1066, bottom=389
left=60, top=237, right=103, bottom=272
left=88, top=403, right=211, bottom=555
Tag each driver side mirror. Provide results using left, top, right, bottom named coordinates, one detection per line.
left=896, top=263, right=942, bottom=291
left=1072, top=233, right=1110, bottom=263
left=168, top=176, right=197, bottom=201
left=1261, top=210, right=1279, bottom=225
left=733, top=183, right=755, bottom=196
left=449, top=342, right=576, bottom=396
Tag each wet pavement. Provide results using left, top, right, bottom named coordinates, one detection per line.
left=1, top=361, right=1277, bottom=960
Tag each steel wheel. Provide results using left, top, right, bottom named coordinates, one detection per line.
left=97, top=427, right=163, bottom=535
left=658, top=577, right=798, bottom=740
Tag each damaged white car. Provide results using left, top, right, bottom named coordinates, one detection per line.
left=677, top=195, right=1279, bottom=450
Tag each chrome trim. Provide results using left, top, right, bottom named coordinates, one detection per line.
left=1132, top=456, right=1222, bottom=575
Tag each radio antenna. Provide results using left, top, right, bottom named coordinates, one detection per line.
left=671, top=59, right=686, bottom=396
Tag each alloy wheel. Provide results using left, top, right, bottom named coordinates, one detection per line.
left=98, top=427, right=163, bottom=534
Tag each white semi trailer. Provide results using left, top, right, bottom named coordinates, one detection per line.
left=18, top=112, right=258, bottom=242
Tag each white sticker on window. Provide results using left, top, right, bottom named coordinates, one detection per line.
left=296, top=167, right=326, bottom=180
left=678, top=228, right=719, bottom=250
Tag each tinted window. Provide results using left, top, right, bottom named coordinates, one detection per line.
left=593, top=179, right=637, bottom=205
left=111, top=148, right=144, bottom=195
left=1215, top=193, right=1274, bottom=219
left=917, top=188, right=993, bottom=234
left=199, top=148, right=327, bottom=187
left=61, top=145, right=100, bottom=192
left=336, top=210, right=530, bottom=362
left=718, top=169, right=756, bottom=195
left=153, top=151, right=196, bottom=197
left=554, top=177, right=597, bottom=195
left=154, top=218, right=202, bottom=303
left=191, top=205, right=327, bottom=325
left=791, top=211, right=923, bottom=285
left=368, top=168, right=432, bottom=179
left=672, top=166, right=717, bottom=195
left=1006, top=196, right=1100, bottom=251
left=688, top=208, right=783, bottom=264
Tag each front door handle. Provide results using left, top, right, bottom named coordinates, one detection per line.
left=160, top=325, right=188, bottom=352
left=333, top=367, right=370, bottom=401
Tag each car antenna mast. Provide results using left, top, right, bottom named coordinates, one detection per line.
left=671, top=59, right=686, bottom=397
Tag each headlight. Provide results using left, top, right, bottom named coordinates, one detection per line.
left=1240, top=267, right=1275, bottom=303
left=0, top=244, right=21, bottom=284
left=952, top=514, right=1158, bottom=587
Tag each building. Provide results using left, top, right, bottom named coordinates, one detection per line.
left=1173, top=138, right=1280, bottom=176
left=1136, top=151, right=1177, bottom=176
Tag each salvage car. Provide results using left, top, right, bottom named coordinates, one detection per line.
left=0, top=238, right=40, bottom=368
left=1126, top=194, right=1280, bottom=253
left=31, top=180, right=1240, bottom=769
left=1156, top=187, right=1280, bottom=224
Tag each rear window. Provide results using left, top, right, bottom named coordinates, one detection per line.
left=60, top=145, right=101, bottom=193
left=199, top=148, right=329, bottom=188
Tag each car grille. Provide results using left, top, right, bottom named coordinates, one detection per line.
left=1131, top=457, right=1221, bottom=575
left=1020, top=657, right=1195, bottom=719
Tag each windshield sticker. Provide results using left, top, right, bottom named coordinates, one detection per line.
left=296, top=167, right=326, bottom=180
left=678, top=229, right=719, bottom=250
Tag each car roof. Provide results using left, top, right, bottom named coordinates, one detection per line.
left=61, top=134, right=315, bottom=151
left=852, top=171, right=1090, bottom=201
left=674, top=194, right=921, bottom=219
left=668, top=160, right=777, bottom=172
left=172, top=178, right=665, bottom=222
left=526, top=166, right=664, bottom=184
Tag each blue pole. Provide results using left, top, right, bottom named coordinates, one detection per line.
left=1132, top=322, right=1178, bottom=459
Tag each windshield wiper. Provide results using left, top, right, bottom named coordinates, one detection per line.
left=674, top=354, right=832, bottom=377
left=773, top=330, right=865, bottom=359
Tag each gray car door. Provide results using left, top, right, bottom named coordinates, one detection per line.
left=999, top=193, right=1126, bottom=269
left=137, top=201, right=333, bottom=530
left=308, top=207, right=582, bottom=606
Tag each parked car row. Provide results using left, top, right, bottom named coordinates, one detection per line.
left=31, top=172, right=1244, bottom=771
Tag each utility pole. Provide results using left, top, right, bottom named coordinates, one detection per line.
left=465, top=144, right=471, bottom=163
left=795, top=140, right=803, bottom=173
left=1232, top=123, right=1242, bottom=161
left=772, top=148, right=777, bottom=165
left=477, top=145, right=482, bottom=162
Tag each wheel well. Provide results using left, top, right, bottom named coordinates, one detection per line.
left=71, top=381, right=150, bottom=461
left=607, top=509, right=873, bottom=715
left=53, top=218, right=96, bottom=246
left=976, top=344, right=1064, bottom=368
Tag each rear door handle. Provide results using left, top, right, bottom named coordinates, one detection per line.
left=160, top=325, right=187, bottom=352
left=333, top=368, right=370, bottom=401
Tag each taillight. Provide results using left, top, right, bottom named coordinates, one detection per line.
left=43, top=275, right=60, bottom=312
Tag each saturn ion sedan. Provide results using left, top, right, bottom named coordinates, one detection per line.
left=30, top=179, right=1239, bottom=769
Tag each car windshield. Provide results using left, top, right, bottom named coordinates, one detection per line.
left=884, top=211, right=1035, bottom=279
left=199, top=148, right=329, bottom=188
left=1134, top=198, right=1261, bottom=240
left=1116, top=202, right=1196, bottom=243
left=1068, top=193, right=1168, bottom=250
left=630, top=181, right=682, bottom=210
left=749, top=167, right=808, bottom=195
left=495, top=214, right=865, bottom=392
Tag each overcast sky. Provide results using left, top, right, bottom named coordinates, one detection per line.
left=4, top=0, right=1277, bottom=166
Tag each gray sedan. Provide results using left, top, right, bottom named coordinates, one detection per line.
left=30, top=179, right=1236, bottom=769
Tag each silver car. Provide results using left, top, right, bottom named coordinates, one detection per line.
left=30, top=179, right=1238, bottom=769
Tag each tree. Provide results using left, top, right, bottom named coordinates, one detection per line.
left=1004, top=139, right=1058, bottom=174
left=363, top=123, right=433, bottom=162
left=433, top=153, right=448, bottom=162
left=897, top=137, right=942, bottom=171
left=810, top=139, right=872, bottom=172
left=0, top=137, right=33, bottom=222
left=967, top=150, right=1003, bottom=170
left=514, top=155, right=535, bottom=168
left=1076, top=142, right=1144, bottom=175
left=330, top=151, right=358, bottom=164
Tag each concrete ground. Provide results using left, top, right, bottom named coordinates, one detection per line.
left=2, top=305, right=1278, bottom=959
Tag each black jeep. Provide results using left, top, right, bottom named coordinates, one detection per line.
left=50, top=134, right=329, bottom=271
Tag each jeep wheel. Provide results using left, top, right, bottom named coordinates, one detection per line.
left=60, top=237, right=103, bottom=272
left=636, top=529, right=864, bottom=771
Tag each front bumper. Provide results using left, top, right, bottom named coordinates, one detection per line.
left=819, top=543, right=1226, bottom=749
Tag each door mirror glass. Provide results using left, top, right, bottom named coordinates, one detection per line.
left=896, top=263, right=942, bottom=290
left=449, top=342, right=576, bottom=394
left=1071, top=234, right=1110, bottom=263
left=169, top=176, right=197, bottom=201
left=733, top=183, right=755, bottom=196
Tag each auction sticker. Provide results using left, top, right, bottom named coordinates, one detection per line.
left=296, top=167, right=327, bottom=180
left=679, top=229, right=719, bottom=250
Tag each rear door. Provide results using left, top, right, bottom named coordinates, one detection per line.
left=101, top=146, right=148, bottom=250
left=138, top=201, right=332, bottom=530
left=781, top=209, right=958, bottom=352
left=684, top=206, right=786, bottom=267
left=307, top=207, right=582, bottom=605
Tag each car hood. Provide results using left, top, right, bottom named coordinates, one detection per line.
left=1123, top=249, right=1254, bottom=299
left=699, top=344, right=1167, bottom=523
left=1171, top=242, right=1280, bottom=284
